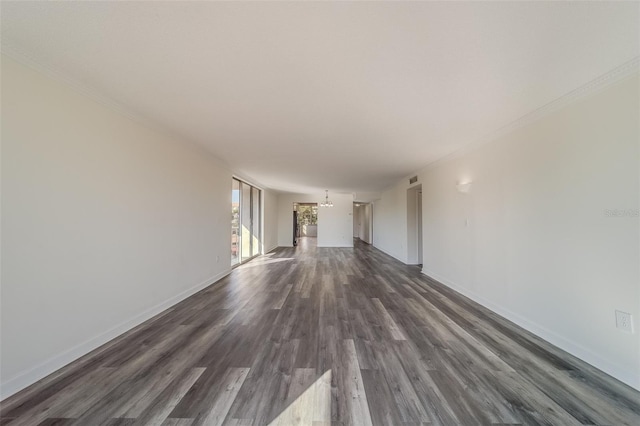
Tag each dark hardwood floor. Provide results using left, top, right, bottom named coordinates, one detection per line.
left=2, top=237, right=639, bottom=425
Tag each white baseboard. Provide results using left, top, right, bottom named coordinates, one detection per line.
left=0, top=269, right=232, bottom=400
left=264, top=245, right=279, bottom=254
left=421, top=268, right=640, bottom=391
left=371, top=244, right=406, bottom=264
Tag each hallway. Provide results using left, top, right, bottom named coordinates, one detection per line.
left=2, top=241, right=639, bottom=425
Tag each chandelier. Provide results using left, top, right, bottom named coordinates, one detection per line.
left=320, top=190, right=334, bottom=207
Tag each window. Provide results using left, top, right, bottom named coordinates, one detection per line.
left=231, top=178, right=261, bottom=266
left=231, top=179, right=240, bottom=266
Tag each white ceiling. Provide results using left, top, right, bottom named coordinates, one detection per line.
left=2, top=1, right=638, bottom=194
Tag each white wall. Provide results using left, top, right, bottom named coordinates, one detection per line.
left=277, top=193, right=353, bottom=247
left=353, top=204, right=372, bottom=244
left=0, top=56, right=276, bottom=398
left=406, top=186, right=422, bottom=265
left=373, top=181, right=409, bottom=262
left=363, top=204, right=372, bottom=244
left=263, top=189, right=279, bottom=253
left=374, top=74, right=640, bottom=390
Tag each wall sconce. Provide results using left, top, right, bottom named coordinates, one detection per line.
left=456, top=182, right=472, bottom=194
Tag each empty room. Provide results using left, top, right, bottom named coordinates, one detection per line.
left=1, top=1, right=639, bottom=425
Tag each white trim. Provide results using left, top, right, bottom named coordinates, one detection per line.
left=232, top=174, right=267, bottom=193
left=421, top=268, right=640, bottom=391
left=264, top=245, right=279, bottom=254
left=371, top=244, right=406, bottom=264
left=0, top=269, right=231, bottom=400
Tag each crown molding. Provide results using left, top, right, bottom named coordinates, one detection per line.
left=420, top=56, right=640, bottom=173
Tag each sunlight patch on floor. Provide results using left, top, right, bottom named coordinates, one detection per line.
left=268, top=369, right=331, bottom=425
left=236, top=257, right=294, bottom=269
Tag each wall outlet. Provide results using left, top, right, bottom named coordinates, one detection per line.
left=615, top=310, right=634, bottom=333
left=216, top=255, right=220, bottom=263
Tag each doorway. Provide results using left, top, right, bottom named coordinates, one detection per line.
left=293, top=203, right=318, bottom=247
left=406, top=185, right=422, bottom=265
left=353, top=202, right=373, bottom=244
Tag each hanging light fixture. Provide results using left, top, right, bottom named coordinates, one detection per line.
left=320, top=189, right=334, bottom=207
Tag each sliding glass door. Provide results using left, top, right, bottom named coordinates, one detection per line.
left=251, top=187, right=261, bottom=257
left=231, top=180, right=240, bottom=266
left=231, top=178, right=261, bottom=266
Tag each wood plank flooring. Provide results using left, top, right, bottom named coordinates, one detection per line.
left=2, top=237, right=639, bottom=425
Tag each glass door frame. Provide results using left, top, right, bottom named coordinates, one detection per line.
left=231, top=177, right=263, bottom=267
